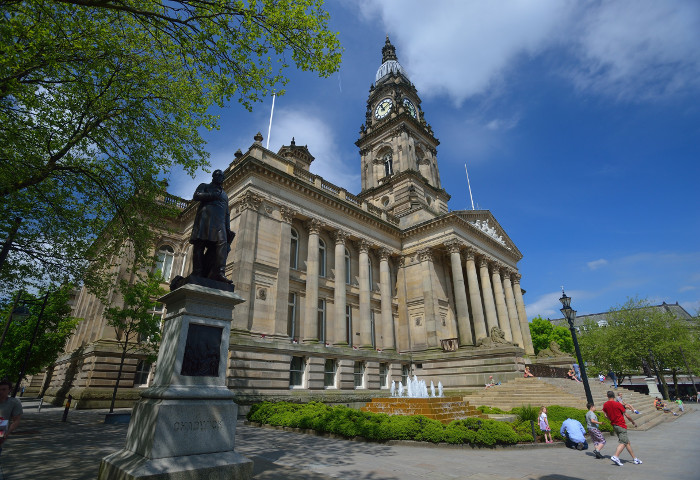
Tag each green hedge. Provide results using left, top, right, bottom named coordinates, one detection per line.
left=247, top=401, right=533, bottom=446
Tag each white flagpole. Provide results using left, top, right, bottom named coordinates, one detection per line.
left=465, top=163, right=475, bottom=210
left=266, top=93, right=276, bottom=149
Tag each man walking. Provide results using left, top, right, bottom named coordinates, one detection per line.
left=602, top=390, right=641, bottom=466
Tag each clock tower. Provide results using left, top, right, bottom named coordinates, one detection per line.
left=357, top=37, right=450, bottom=227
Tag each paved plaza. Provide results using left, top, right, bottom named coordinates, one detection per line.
left=0, top=400, right=697, bottom=480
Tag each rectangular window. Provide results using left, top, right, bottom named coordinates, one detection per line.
left=324, top=359, right=336, bottom=387
left=287, top=293, right=297, bottom=339
left=289, top=356, right=305, bottom=387
left=370, top=310, right=376, bottom=349
left=317, top=299, right=326, bottom=343
left=379, top=363, right=389, bottom=388
left=345, top=305, right=353, bottom=346
left=134, top=360, right=152, bottom=386
left=354, top=361, right=365, bottom=388
left=401, top=364, right=410, bottom=385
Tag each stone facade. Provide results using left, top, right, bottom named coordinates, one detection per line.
left=42, top=38, right=534, bottom=409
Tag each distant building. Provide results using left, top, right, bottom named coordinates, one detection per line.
left=548, top=302, right=694, bottom=330
left=39, top=38, right=535, bottom=408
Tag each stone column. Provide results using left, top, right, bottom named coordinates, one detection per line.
left=465, top=248, right=487, bottom=341
left=274, top=206, right=296, bottom=337
left=490, top=263, right=512, bottom=342
left=503, top=269, right=524, bottom=349
left=419, top=248, right=439, bottom=348
left=512, top=273, right=535, bottom=354
left=332, top=230, right=347, bottom=345
left=357, top=239, right=372, bottom=348
left=479, top=257, right=499, bottom=333
left=231, top=192, right=261, bottom=332
left=447, top=241, right=472, bottom=346
left=303, top=219, right=323, bottom=343
left=379, top=248, right=395, bottom=350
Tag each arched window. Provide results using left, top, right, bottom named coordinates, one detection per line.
left=154, top=245, right=175, bottom=281
left=318, top=239, right=326, bottom=277
left=290, top=228, right=299, bottom=269
left=344, top=248, right=351, bottom=285
left=383, top=152, right=393, bottom=177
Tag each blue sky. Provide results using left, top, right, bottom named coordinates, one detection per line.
left=168, top=0, right=700, bottom=320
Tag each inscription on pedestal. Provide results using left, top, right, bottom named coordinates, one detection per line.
left=181, top=324, right=223, bottom=376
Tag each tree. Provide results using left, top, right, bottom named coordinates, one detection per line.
left=578, top=297, right=700, bottom=399
left=528, top=316, right=574, bottom=354
left=104, top=270, right=167, bottom=413
left=0, top=0, right=342, bottom=296
left=0, top=285, right=79, bottom=382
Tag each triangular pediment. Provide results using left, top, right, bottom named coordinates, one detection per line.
left=453, top=210, right=522, bottom=257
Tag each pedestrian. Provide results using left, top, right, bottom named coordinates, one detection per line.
left=0, top=378, right=24, bottom=456
left=586, top=403, right=606, bottom=459
left=602, top=390, right=641, bottom=466
left=572, top=363, right=581, bottom=381
left=675, top=398, right=684, bottom=412
left=616, top=392, right=639, bottom=414
left=560, top=418, right=588, bottom=450
left=607, top=368, right=618, bottom=389
left=539, top=406, right=553, bottom=444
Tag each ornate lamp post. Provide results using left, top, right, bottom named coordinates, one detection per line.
left=560, top=290, right=594, bottom=405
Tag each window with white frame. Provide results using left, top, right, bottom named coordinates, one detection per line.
left=154, top=245, right=175, bottom=281
left=287, top=293, right=297, bottom=339
left=290, top=228, right=299, bottom=269
left=319, top=239, right=326, bottom=277
left=401, top=364, right=410, bottom=385
left=379, top=363, right=389, bottom=388
left=134, top=360, right=152, bottom=386
left=344, top=247, right=351, bottom=284
left=354, top=361, right=365, bottom=388
left=345, top=305, right=353, bottom=346
left=324, top=358, right=336, bottom=387
left=289, top=356, right=305, bottom=387
left=317, top=299, right=326, bottom=343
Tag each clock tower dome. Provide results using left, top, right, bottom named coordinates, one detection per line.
left=357, top=37, right=450, bottom=227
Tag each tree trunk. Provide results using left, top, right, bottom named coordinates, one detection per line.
left=672, top=368, right=679, bottom=398
left=110, top=340, right=129, bottom=414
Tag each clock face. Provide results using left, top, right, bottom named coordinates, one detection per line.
left=374, top=98, right=393, bottom=119
left=403, top=98, right=417, bottom=119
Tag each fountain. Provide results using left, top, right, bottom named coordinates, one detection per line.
left=362, top=375, right=484, bottom=424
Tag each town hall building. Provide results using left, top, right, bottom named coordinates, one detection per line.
left=41, top=38, right=535, bottom=409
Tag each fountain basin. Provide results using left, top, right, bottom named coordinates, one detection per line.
left=361, top=396, right=485, bottom=424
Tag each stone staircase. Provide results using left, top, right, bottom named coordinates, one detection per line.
left=462, top=376, right=683, bottom=430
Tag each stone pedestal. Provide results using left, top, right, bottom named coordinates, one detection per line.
left=98, top=284, right=253, bottom=480
left=645, top=376, right=662, bottom=398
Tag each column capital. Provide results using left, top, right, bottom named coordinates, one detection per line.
left=512, top=272, right=522, bottom=284
left=379, top=247, right=391, bottom=261
left=305, top=218, right=324, bottom=234
left=418, top=248, right=434, bottom=263
left=445, top=240, right=463, bottom=255
left=356, top=238, right=371, bottom=253
left=502, top=268, right=512, bottom=280
left=279, top=205, right=298, bottom=224
left=478, top=255, right=491, bottom=269
left=238, top=191, right=262, bottom=211
left=334, top=230, right=347, bottom=245
left=465, top=247, right=477, bottom=261
left=398, top=255, right=407, bottom=267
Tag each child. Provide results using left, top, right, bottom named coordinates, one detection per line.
left=586, top=403, right=606, bottom=459
left=539, top=406, right=553, bottom=444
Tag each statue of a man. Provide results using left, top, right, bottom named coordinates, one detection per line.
left=189, top=169, right=235, bottom=283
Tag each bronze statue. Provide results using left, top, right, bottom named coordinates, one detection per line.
left=190, top=169, right=235, bottom=283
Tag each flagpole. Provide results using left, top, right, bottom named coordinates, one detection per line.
left=266, top=93, right=276, bottom=149
left=465, top=163, right=475, bottom=210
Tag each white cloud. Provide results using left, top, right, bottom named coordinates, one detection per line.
left=587, top=258, right=608, bottom=270
left=679, top=285, right=697, bottom=293
left=358, top=0, right=700, bottom=103
left=681, top=300, right=700, bottom=315
left=266, top=108, right=360, bottom=191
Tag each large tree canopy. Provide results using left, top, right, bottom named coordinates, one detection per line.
left=528, top=315, right=573, bottom=355
left=0, top=0, right=342, bottom=295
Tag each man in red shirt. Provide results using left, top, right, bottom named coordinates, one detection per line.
left=602, top=390, right=641, bottom=466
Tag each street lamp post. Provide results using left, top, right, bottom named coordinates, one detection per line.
left=559, top=290, right=594, bottom=406
left=12, top=291, right=51, bottom=397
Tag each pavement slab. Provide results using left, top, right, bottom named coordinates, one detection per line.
left=0, top=400, right=697, bottom=480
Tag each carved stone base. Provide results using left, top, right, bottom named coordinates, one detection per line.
left=169, top=274, right=235, bottom=293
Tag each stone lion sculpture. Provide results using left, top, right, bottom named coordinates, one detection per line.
left=537, top=340, right=567, bottom=357
left=476, top=326, right=511, bottom=347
